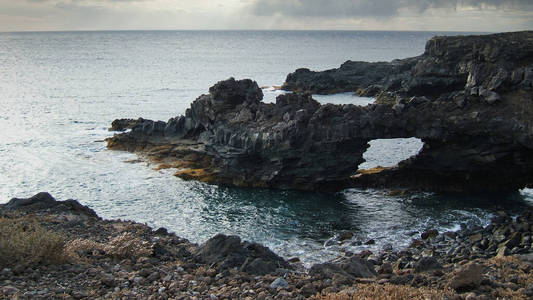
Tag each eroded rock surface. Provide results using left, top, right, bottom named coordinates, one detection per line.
left=283, top=31, right=533, bottom=99
left=107, top=32, right=533, bottom=192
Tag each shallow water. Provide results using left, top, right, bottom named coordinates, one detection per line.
left=1, top=30, right=531, bottom=266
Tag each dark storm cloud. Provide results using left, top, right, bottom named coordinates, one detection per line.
left=251, top=0, right=533, bottom=18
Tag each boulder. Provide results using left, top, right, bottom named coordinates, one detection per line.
left=414, top=257, right=442, bottom=273
left=448, top=262, right=485, bottom=291
left=194, top=234, right=289, bottom=275
left=310, top=256, right=376, bottom=280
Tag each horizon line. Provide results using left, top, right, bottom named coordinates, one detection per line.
left=0, top=28, right=498, bottom=34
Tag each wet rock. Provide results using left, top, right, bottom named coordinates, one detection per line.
left=496, top=246, right=510, bottom=257
left=101, top=274, right=115, bottom=287
left=269, top=277, right=288, bottom=289
left=109, top=118, right=146, bottom=131
left=2, top=286, right=19, bottom=296
left=421, top=229, right=439, bottom=240
left=339, top=232, right=354, bottom=241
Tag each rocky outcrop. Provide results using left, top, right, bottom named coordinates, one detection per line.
left=194, top=234, right=291, bottom=275
left=107, top=78, right=369, bottom=191
left=109, top=118, right=146, bottom=131
left=283, top=31, right=533, bottom=99
left=2, top=192, right=99, bottom=219
left=107, top=32, right=533, bottom=192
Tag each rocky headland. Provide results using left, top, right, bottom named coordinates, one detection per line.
left=106, top=31, right=533, bottom=192
left=1, top=193, right=533, bottom=299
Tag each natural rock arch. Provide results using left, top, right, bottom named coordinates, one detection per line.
left=107, top=31, right=533, bottom=193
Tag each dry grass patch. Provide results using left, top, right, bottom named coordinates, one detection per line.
left=66, top=232, right=152, bottom=261
left=0, top=217, right=68, bottom=266
left=313, top=283, right=454, bottom=300
left=485, top=256, right=533, bottom=300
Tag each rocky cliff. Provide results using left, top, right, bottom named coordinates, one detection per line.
left=107, top=31, right=533, bottom=192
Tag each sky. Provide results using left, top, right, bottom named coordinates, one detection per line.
left=0, top=0, right=532, bottom=32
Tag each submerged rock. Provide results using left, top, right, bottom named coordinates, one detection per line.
left=107, top=31, right=533, bottom=192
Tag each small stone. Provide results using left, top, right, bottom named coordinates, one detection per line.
left=468, top=233, right=483, bottom=243
left=154, top=227, right=168, bottom=235
left=496, top=246, right=510, bottom=257
left=146, top=271, right=160, bottom=282
left=365, top=239, right=375, bottom=245
left=2, top=286, right=19, bottom=295
left=378, top=263, right=393, bottom=274
left=288, top=257, right=300, bottom=263
left=269, top=277, right=288, bottom=289
left=421, top=229, right=439, bottom=240
left=339, top=232, right=354, bottom=241
left=101, top=274, right=115, bottom=287
left=163, top=274, right=173, bottom=282
left=12, top=264, right=25, bottom=275
left=158, top=287, right=166, bottom=294
left=480, top=89, right=500, bottom=104
left=382, top=243, right=393, bottom=251
left=133, top=276, right=145, bottom=285
left=392, top=103, right=405, bottom=114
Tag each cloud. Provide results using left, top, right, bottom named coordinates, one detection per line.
left=1, top=0, right=532, bottom=32
left=250, top=0, right=533, bottom=18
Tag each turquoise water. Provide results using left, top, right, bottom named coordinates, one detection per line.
left=1, top=30, right=531, bottom=265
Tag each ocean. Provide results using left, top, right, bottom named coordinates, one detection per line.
left=1, top=30, right=531, bottom=265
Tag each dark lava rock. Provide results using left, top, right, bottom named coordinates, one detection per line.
left=109, top=118, right=146, bottom=131
left=194, top=234, right=290, bottom=275
left=414, top=257, right=442, bottom=273
left=448, top=262, right=485, bottom=291
left=107, top=32, right=533, bottom=193
left=2, top=192, right=99, bottom=219
left=310, top=256, right=376, bottom=281
left=283, top=31, right=533, bottom=97
left=421, top=229, right=439, bottom=240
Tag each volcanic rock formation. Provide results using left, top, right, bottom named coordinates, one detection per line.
left=107, top=31, right=533, bottom=192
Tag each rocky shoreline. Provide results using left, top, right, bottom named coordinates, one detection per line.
left=106, top=31, right=533, bottom=193
left=1, top=193, right=532, bottom=299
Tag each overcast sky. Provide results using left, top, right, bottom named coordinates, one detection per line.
left=1, top=0, right=532, bottom=32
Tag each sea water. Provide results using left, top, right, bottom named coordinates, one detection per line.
left=1, top=30, right=531, bottom=265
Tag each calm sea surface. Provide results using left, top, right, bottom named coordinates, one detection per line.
left=1, top=30, right=531, bottom=265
